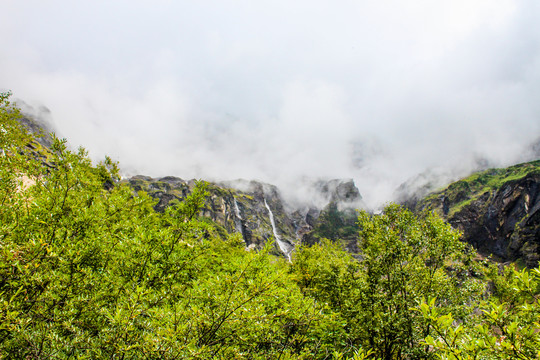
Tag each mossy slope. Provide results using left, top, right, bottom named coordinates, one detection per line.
left=416, top=160, right=540, bottom=266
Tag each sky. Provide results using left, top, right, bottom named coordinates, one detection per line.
left=1, top=1, right=540, bottom=208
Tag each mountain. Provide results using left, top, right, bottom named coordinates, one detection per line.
left=12, top=104, right=366, bottom=259
left=16, top=100, right=56, bottom=149
left=411, top=160, right=540, bottom=267
left=123, top=175, right=364, bottom=259
left=14, top=103, right=540, bottom=266
left=129, top=158, right=540, bottom=266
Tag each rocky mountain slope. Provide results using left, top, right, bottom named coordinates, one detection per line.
left=412, top=160, right=540, bottom=267
left=124, top=175, right=364, bottom=259
left=15, top=107, right=540, bottom=265
left=13, top=108, right=366, bottom=259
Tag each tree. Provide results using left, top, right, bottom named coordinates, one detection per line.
left=356, top=204, right=484, bottom=359
left=293, top=204, right=485, bottom=360
left=0, top=91, right=328, bottom=358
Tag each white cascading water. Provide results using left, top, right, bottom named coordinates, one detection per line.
left=233, top=198, right=242, bottom=220
left=232, top=197, right=244, bottom=235
left=264, top=199, right=291, bottom=261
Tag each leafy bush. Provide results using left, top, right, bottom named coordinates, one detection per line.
left=419, top=266, right=540, bottom=359
left=293, top=205, right=485, bottom=359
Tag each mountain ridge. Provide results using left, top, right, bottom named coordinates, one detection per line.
left=122, top=174, right=364, bottom=258
left=411, top=160, right=540, bottom=267
left=14, top=105, right=540, bottom=265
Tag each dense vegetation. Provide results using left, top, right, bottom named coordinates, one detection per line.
left=1, top=92, right=539, bottom=359
left=303, top=203, right=360, bottom=253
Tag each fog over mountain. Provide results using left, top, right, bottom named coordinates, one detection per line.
left=2, top=1, right=540, bottom=208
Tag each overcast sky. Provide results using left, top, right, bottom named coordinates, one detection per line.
left=1, top=1, right=540, bottom=208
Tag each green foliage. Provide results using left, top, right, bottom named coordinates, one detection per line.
left=310, top=203, right=359, bottom=242
left=357, top=205, right=485, bottom=359
left=464, top=161, right=540, bottom=190
left=293, top=205, right=485, bottom=360
left=292, top=240, right=363, bottom=356
left=418, top=266, right=540, bottom=359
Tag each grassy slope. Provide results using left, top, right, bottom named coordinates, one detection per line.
left=423, top=160, right=540, bottom=216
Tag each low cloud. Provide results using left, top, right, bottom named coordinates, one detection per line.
left=1, top=1, right=540, bottom=209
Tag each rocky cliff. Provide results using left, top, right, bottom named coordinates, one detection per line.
left=124, top=176, right=364, bottom=259
left=413, top=160, right=540, bottom=267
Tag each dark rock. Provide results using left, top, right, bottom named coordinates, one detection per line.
left=123, top=175, right=365, bottom=257
left=414, top=161, right=540, bottom=267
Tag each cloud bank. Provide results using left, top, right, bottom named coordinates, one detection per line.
left=2, top=0, right=540, bottom=208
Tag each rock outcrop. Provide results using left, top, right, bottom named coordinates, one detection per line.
left=413, top=160, right=540, bottom=267
left=124, top=176, right=365, bottom=258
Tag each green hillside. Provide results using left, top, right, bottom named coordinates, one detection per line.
left=423, top=160, right=540, bottom=217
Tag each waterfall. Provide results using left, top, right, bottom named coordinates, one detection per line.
left=232, top=197, right=244, bottom=235
left=233, top=198, right=242, bottom=220
left=264, top=199, right=291, bottom=261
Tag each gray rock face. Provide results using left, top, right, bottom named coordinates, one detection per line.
left=453, top=174, right=540, bottom=266
left=314, top=179, right=362, bottom=204
left=124, top=176, right=365, bottom=258
left=17, top=101, right=56, bottom=148
left=414, top=162, right=540, bottom=267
